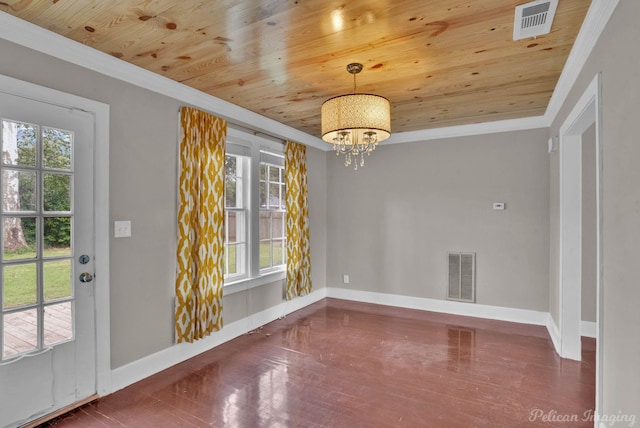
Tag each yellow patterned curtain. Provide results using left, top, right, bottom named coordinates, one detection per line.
left=285, top=141, right=312, bottom=300
left=175, top=107, right=226, bottom=343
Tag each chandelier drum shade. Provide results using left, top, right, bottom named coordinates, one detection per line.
left=321, top=63, right=391, bottom=170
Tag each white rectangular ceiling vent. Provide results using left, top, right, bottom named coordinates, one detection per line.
left=513, top=0, right=558, bottom=40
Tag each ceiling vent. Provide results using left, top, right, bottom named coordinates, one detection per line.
left=513, top=0, right=558, bottom=40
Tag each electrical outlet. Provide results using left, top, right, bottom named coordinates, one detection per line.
left=343, top=274, right=350, bottom=284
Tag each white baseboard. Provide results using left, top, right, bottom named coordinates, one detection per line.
left=326, top=287, right=549, bottom=326
left=546, top=315, right=561, bottom=354
left=581, top=320, right=597, bottom=338
left=111, top=287, right=586, bottom=395
left=110, top=288, right=327, bottom=393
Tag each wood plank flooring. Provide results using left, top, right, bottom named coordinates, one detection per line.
left=42, top=298, right=595, bottom=427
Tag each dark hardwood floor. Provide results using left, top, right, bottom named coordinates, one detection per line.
left=42, top=298, right=595, bottom=427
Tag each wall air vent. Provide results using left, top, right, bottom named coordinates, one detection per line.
left=513, top=0, right=558, bottom=40
left=447, top=252, right=476, bottom=303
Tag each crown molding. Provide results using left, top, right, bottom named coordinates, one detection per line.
left=383, top=115, right=548, bottom=145
left=0, top=12, right=326, bottom=151
left=0, top=0, right=619, bottom=150
left=544, top=0, right=620, bottom=124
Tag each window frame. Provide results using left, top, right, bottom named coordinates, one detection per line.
left=223, top=128, right=286, bottom=295
left=259, top=152, right=286, bottom=274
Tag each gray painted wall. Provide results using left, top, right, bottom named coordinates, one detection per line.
left=0, top=39, right=328, bottom=368
left=3, top=0, right=640, bottom=415
left=326, top=129, right=550, bottom=312
left=549, top=0, right=640, bottom=417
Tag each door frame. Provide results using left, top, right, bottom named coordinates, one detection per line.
left=558, top=73, right=602, bottom=413
left=0, top=74, right=111, bottom=395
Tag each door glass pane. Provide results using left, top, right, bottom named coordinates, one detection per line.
left=3, top=308, right=38, bottom=358
left=42, top=127, right=72, bottom=170
left=2, top=217, right=36, bottom=260
left=1, top=120, right=37, bottom=167
left=44, top=302, right=73, bottom=346
left=3, top=263, right=37, bottom=309
left=3, top=169, right=37, bottom=212
left=44, top=259, right=72, bottom=301
left=43, top=173, right=71, bottom=212
left=43, top=217, right=71, bottom=257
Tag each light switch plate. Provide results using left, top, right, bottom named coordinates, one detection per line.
left=114, top=220, right=131, bottom=238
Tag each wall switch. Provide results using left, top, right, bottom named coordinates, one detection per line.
left=114, top=220, right=131, bottom=238
left=492, top=202, right=506, bottom=210
left=343, top=274, right=350, bottom=284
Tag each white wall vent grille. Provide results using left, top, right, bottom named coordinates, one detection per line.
left=513, top=0, right=558, bottom=40
left=447, top=252, right=476, bottom=303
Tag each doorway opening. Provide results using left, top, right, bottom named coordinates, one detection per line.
left=558, top=73, right=603, bottom=413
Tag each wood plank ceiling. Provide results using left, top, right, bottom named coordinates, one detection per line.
left=1, top=0, right=591, bottom=138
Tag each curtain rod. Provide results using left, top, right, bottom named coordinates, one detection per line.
left=228, top=123, right=285, bottom=145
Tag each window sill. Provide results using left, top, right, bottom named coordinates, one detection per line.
left=223, top=269, right=286, bottom=296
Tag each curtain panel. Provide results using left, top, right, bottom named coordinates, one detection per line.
left=175, top=107, right=226, bottom=343
left=285, top=141, right=312, bottom=300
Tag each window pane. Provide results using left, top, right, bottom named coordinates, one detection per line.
left=272, top=212, right=284, bottom=239
left=44, top=217, right=72, bottom=257
left=3, top=217, right=36, bottom=260
left=3, top=309, right=38, bottom=358
left=43, top=173, right=71, bottom=212
left=259, top=241, right=271, bottom=269
left=259, top=211, right=270, bottom=240
left=225, top=155, right=236, bottom=176
left=273, top=240, right=285, bottom=266
left=2, top=120, right=37, bottom=167
left=260, top=181, right=267, bottom=208
left=44, top=302, right=73, bottom=346
left=3, top=169, right=37, bottom=212
left=43, top=127, right=72, bottom=170
left=260, top=163, right=266, bottom=180
left=269, top=182, right=280, bottom=207
left=269, top=165, right=280, bottom=182
left=225, top=176, right=237, bottom=208
left=226, top=211, right=240, bottom=244
left=225, top=243, right=244, bottom=275
left=44, top=259, right=72, bottom=301
left=3, top=263, right=37, bottom=309
left=279, top=184, right=286, bottom=209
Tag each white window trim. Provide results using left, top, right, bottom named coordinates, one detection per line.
left=224, top=127, right=286, bottom=295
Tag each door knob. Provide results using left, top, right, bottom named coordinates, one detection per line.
left=79, top=272, right=93, bottom=283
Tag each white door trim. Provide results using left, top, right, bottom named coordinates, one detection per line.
left=558, top=73, right=602, bottom=415
left=0, top=74, right=111, bottom=395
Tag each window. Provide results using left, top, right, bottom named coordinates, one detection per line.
left=259, top=153, right=286, bottom=271
left=223, top=135, right=286, bottom=289
left=223, top=153, right=247, bottom=280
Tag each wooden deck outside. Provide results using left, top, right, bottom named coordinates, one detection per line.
left=3, top=302, right=72, bottom=358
